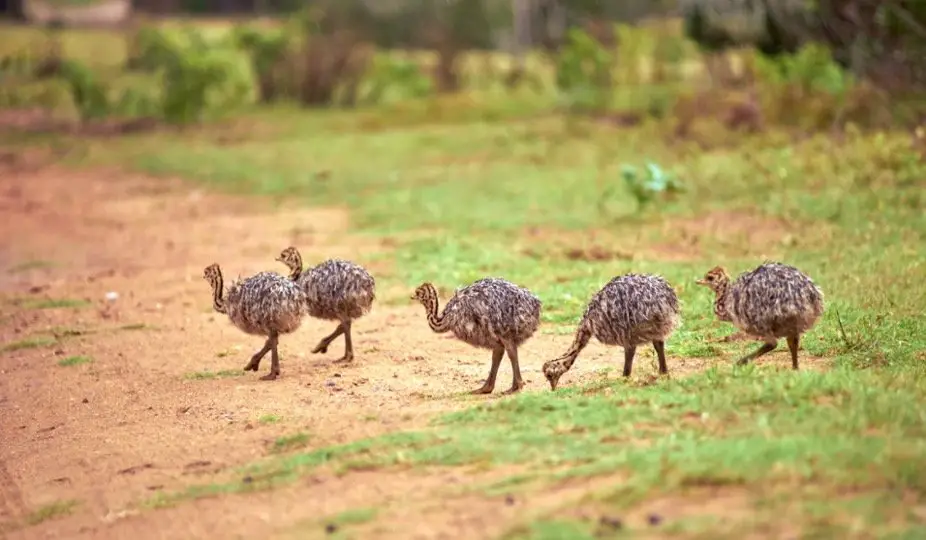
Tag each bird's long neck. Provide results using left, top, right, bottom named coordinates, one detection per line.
left=712, top=280, right=731, bottom=321
left=210, top=273, right=226, bottom=314
left=288, top=254, right=304, bottom=281
left=423, top=294, right=451, bottom=333
left=547, top=322, right=592, bottom=374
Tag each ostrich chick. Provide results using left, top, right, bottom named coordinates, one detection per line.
left=543, top=274, right=680, bottom=391
left=697, top=261, right=824, bottom=369
left=412, top=278, right=542, bottom=395
left=203, top=263, right=308, bottom=380
left=276, top=247, right=376, bottom=362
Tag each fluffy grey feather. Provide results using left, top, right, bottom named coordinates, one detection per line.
left=276, top=247, right=376, bottom=362
left=697, top=261, right=824, bottom=369
left=413, top=277, right=542, bottom=394
left=203, top=263, right=308, bottom=380
left=543, top=273, right=680, bottom=390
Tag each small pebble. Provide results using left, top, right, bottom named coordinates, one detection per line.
left=504, top=495, right=515, bottom=506
left=647, top=513, right=663, bottom=526
left=325, top=523, right=338, bottom=534
left=242, top=476, right=253, bottom=484
left=105, top=291, right=119, bottom=302
left=82, top=398, right=89, bottom=404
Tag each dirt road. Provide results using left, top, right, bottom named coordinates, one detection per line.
left=0, top=158, right=718, bottom=539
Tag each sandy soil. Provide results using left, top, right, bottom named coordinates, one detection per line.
left=0, top=159, right=812, bottom=539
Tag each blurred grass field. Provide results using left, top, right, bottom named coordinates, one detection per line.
left=3, top=17, right=926, bottom=538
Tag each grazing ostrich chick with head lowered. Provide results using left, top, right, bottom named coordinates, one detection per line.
left=543, top=273, right=680, bottom=391
left=203, top=263, right=308, bottom=380
left=275, top=246, right=376, bottom=363
left=697, top=261, right=824, bottom=369
left=412, top=278, right=542, bottom=395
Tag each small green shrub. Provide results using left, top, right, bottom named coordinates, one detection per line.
left=58, top=60, right=110, bottom=121
left=554, top=28, right=613, bottom=114
left=362, top=53, right=432, bottom=104
left=160, top=47, right=256, bottom=124
left=124, top=26, right=257, bottom=124
left=231, top=24, right=295, bottom=102
left=620, top=162, right=685, bottom=212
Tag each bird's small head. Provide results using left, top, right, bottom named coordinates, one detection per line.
left=696, top=266, right=730, bottom=293
left=275, top=246, right=302, bottom=272
left=411, top=282, right=437, bottom=305
left=542, top=360, right=566, bottom=391
left=203, top=263, right=221, bottom=284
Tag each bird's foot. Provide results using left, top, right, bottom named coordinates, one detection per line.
left=259, top=371, right=280, bottom=381
left=243, top=361, right=259, bottom=372
left=311, top=343, right=328, bottom=354
left=502, top=384, right=525, bottom=395
left=470, top=384, right=494, bottom=395
left=335, top=353, right=354, bottom=363
left=735, top=357, right=751, bottom=366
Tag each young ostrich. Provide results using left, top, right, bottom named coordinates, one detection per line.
left=202, top=263, right=308, bottom=381
left=696, top=261, right=824, bottom=369
left=543, top=274, right=681, bottom=391
left=412, top=278, right=542, bottom=395
left=275, top=247, right=376, bottom=362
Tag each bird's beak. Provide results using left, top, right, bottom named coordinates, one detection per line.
left=409, top=294, right=416, bottom=301
left=274, top=256, right=283, bottom=263
left=695, top=279, right=707, bottom=286
left=548, top=378, right=558, bottom=391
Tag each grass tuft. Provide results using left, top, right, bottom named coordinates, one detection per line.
left=1, top=336, right=57, bottom=353
left=57, top=355, right=92, bottom=367
left=25, top=499, right=79, bottom=526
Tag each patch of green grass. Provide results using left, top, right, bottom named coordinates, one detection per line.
left=184, top=369, right=246, bottom=380
left=258, top=414, right=281, bottom=424
left=25, top=499, right=79, bottom=526
left=270, top=432, right=311, bottom=454
left=20, top=298, right=91, bottom=310
left=7, top=260, right=55, bottom=273
left=57, top=355, right=92, bottom=367
left=1, top=336, right=57, bottom=352
left=502, top=520, right=594, bottom=540
left=325, top=507, right=378, bottom=527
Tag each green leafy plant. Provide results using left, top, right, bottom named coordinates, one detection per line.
left=620, top=162, right=685, bottom=211
left=58, top=59, right=110, bottom=121
left=554, top=28, right=613, bottom=114
left=362, top=53, right=433, bottom=104
left=231, top=24, right=295, bottom=102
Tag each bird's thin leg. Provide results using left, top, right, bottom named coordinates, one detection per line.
left=311, top=323, right=344, bottom=355
left=260, top=333, right=280, bottom=381
left=786, top=335, right=800, bottom=370
left=471, top=346, right=504, bottom=395
left=653, top=340, right=669, bottom=375
left=337, top=320, right=354, bottom=363
left=622, top=346, right=636, bottom=377
left=503, top=345, right=525, bottom=394
left=244, top=337, right=273, bottom=372
left=736, top=340, right=777, bottom=366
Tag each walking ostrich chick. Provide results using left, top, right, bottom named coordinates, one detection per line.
left=276, top=247, right=376, bottom=362
left=412, top=278, right=542, bottom=394
left=202, top=263, right=308, bottom=380
left=696, top=261, right=824, bottom=369
left=543, top=274, right=680, bottom=391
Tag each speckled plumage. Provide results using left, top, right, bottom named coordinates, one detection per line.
left=276, top=247, right=376, bottom=362
left=203, top=263, right=308, bottom=380
left=413, top=278, right=542, bottom=394
left=543, top=274, right=680, bottom=391
left=697, top=261, right=824, bottom=369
